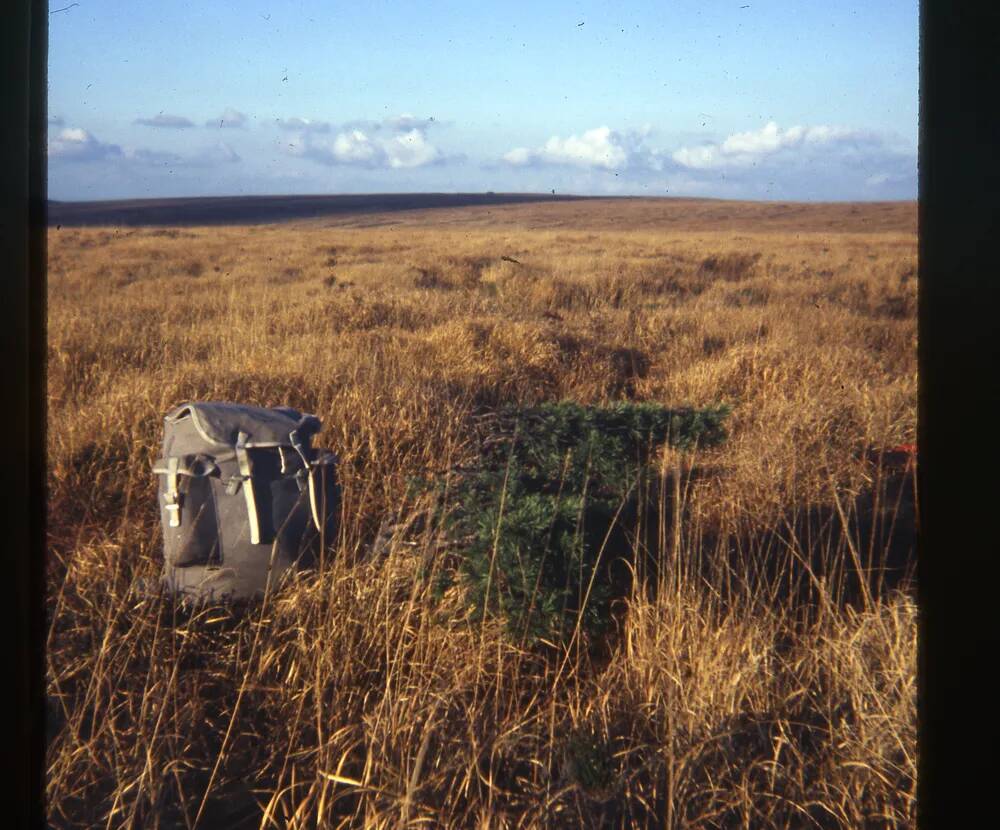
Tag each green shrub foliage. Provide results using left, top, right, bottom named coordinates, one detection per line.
left=435, top=402, right=731, bottom=644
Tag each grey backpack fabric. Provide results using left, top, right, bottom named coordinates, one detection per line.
left=154, top=401, right=340, bottom=603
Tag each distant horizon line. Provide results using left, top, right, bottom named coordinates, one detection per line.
left=48, top=192, right=917, bottom=206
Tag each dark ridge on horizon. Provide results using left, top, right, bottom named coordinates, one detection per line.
left=48, top=192, right=917, bottom=231
left=46, top=192, right=599, bottom=227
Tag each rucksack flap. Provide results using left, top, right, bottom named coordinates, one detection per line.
left=164, top=401, right=321, bottom=451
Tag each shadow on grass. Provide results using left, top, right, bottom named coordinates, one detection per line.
left=617, top=456, right=917, bottom=617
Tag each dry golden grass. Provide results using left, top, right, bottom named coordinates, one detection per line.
left=46, top=198, right=917, bottom=828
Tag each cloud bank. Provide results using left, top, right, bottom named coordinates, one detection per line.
left=503, top=126, right=665, bottom=172
left=48, top=127, right=122, bottom=161
left=285, top=114, right=450, bottom=169
left=47, top=115, right=915, bottom=201
left=497, top=121, right=914, bottom=199
left=48, top=124, right=239, bottom=170
left=666, top=121, right=915, bottom=199
left=671, top=121, right=884, bottom=170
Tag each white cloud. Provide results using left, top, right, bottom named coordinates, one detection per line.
left=135, top=113, right=195, bottom=128
left=330, top=129, right=381, bottom=164
left=382, top=128, right=441, bottom=168
left=207, top=108, right=248, bottom=128
left=670, top=145, right=722, bottom=170
left=47, top=127, right=223, bottom=167
left=494, top=120, right=914, bottom=200
left=48, top=127, right=122, bottom=161
left=505, top=126, right=625, bottom=170
left=503, top=126, right=665, bottom=171
left=672, top=121, right=877, bottom=169
left=664, top=121, right=916, bottom=199
left=502, top=147, right=533, bottom=166
left=287, top=116, right=448, bottom=169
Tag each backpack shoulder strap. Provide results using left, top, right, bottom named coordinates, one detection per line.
left=235, top=430, right=263, bottom=544
left=307, top=451, right=339, bottom=534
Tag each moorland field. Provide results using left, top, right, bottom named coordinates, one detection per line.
left=46, top=197, right=918, bottom=828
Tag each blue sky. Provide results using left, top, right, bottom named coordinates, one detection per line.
left=48, top=1, right=918, bottom=201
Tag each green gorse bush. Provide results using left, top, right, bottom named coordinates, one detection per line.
left=435, top=401, right=731, bottom=644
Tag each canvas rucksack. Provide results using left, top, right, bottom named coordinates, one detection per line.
left=153, top=401, right=340, bottom=603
